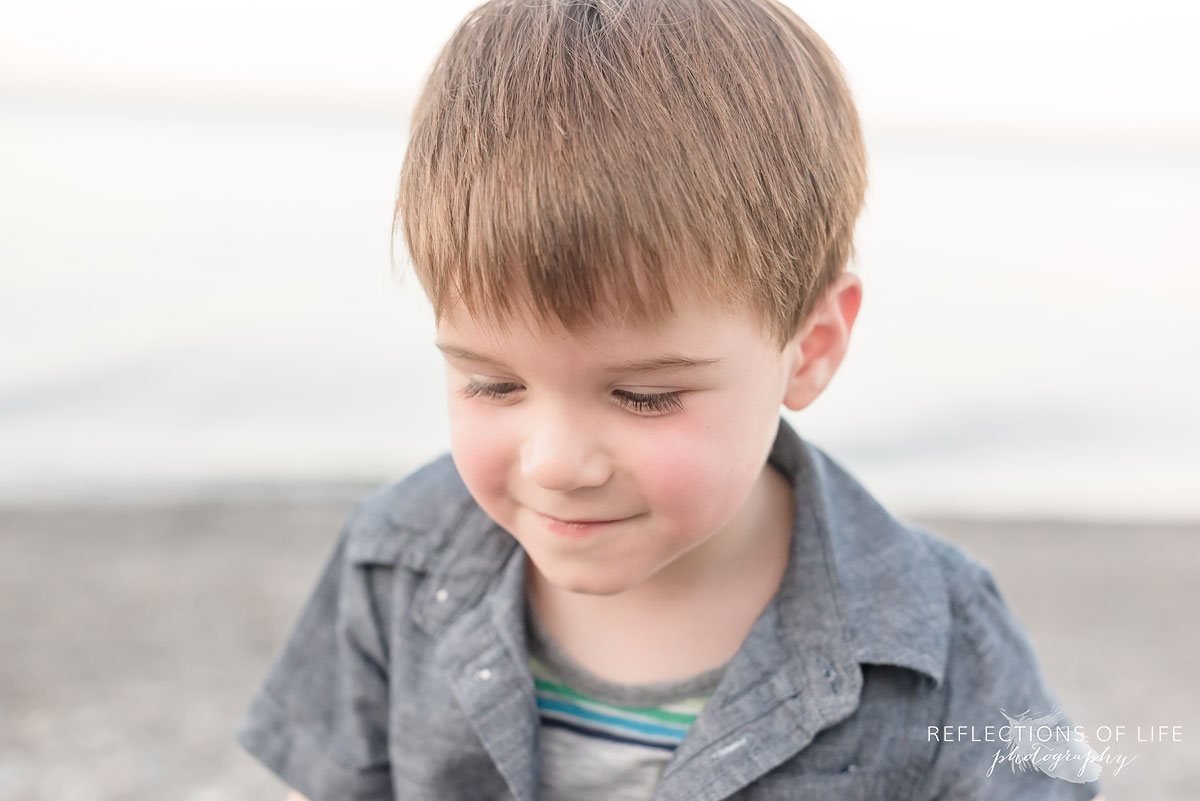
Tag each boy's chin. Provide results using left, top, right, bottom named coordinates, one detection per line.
left=525, top=554, right=646, bottom=598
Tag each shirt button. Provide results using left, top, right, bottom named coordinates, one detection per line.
left=434, top=588, right=449, bottom=603
left=476, top=667, right=493, bottom=681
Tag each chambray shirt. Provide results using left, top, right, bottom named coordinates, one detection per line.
left=235, top=417, right=1104, bottom=801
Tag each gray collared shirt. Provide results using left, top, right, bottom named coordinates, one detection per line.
left=236, top=417, right=1104, bottom=801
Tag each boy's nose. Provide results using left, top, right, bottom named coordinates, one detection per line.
left=519, top=414, right=612, bottom=492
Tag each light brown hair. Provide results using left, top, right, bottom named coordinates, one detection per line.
left=394, top=0, right=866, bottom=350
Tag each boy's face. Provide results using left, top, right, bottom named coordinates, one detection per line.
left=435, top=294, right=798, bottom=598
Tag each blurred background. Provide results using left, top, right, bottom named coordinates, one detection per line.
left=1, top=0, right=1197, bottom=799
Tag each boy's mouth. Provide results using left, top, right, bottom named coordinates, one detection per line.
left=537, top=511, right=628, bottom=525
left=534, top=510, right=636, bottom=537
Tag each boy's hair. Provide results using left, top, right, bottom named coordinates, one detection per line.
left=395, top=0, right=866, bottom=351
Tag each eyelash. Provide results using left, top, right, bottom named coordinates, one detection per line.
left=460, top=380, right=686, bottom=414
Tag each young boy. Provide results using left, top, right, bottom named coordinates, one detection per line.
left=236, top=1, right=1106, bottom=799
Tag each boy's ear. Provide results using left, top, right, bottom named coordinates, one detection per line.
left=781, top=271, right=863, bottom=411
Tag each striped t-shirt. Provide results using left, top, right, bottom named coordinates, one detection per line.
left=525, top=596, right=729, bottom=801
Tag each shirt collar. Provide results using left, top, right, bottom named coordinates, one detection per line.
left=767, top=414, right=951, bottom=688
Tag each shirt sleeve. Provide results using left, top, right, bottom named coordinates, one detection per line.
left=917, top=566, right=1104, bottom=801
left=235, top=511, right=394, bottom=801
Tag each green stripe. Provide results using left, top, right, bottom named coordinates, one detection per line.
left=532, top=676, right=700, bottom=725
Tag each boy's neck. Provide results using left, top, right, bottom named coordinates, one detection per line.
left=524, top=461, right=795, bottom=684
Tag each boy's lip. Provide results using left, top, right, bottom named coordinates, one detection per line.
left=536, top=511, right=630, bottom=525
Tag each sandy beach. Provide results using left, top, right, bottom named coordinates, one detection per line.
left=1, top=495, right=1196, bottom=800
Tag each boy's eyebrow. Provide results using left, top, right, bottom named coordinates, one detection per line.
left=434, top=342, right=722, bottom=374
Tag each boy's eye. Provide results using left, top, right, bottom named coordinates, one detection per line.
left=459, top=381, right=685, bottom=415
left=615, top=389, right=685, bottom=414
left=460, top=380, right=522, bottom=400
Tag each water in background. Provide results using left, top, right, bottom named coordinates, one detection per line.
left=1, top=102, right=1197, bottom=519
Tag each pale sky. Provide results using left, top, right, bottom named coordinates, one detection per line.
left=2, top=1, right=1197, bottom=513
left=2, top=0, right=1198, bottom=138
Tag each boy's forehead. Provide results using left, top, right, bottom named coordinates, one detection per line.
left=431, top=302, right=797, bottom=386
left=436, top=293, right=765, bottom=355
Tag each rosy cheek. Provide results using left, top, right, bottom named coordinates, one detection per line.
left=448, top=402, right=514, bottom=515
left=628, top=428, right=715, bottom=524
left=632, top=418, right=753, bottom=534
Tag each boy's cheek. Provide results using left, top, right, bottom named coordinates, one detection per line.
left=636, top=399, right=779, bottom=529
left=447, top=408, right=515, bottom=507
left=629, top=430, right=746, bottom=519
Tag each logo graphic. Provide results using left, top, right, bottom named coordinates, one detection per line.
left=997, top=707, right=1103, bottom=783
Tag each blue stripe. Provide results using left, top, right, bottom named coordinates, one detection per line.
left=541, top=716, right=678, bottom=752
left=536, top=696, right=687, bottom=739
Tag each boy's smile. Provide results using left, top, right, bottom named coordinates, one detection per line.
left=435, top=292, right=800, bottom=606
